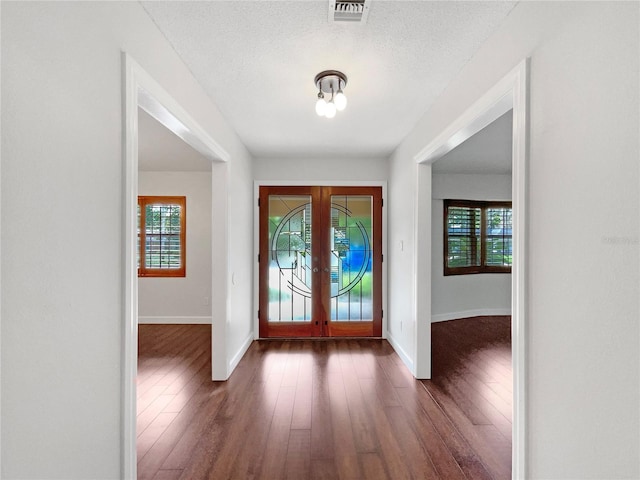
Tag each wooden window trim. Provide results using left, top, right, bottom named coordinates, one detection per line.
left=138, top=196, right=186, bottom=278
left=444, top=199, right=512, bottom=276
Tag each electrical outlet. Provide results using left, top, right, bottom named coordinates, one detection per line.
left=204, top=296, right=210, bottom=306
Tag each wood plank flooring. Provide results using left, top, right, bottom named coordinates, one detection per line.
left=137, top=317, right=512, bottom=480
left=423, top=316, right=512, bottom=480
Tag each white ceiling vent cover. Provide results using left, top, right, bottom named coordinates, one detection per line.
left=329, top=0, right=371, bottom=24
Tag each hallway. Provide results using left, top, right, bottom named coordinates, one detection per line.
left=137, top=318, right=511, bottom=479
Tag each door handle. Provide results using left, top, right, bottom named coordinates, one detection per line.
left=313, top=267, right=319, bottom=273
left=323, top=267, right=330, bottom=272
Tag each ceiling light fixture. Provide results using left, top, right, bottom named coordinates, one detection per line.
left=314, top=70, right=348, bottom=118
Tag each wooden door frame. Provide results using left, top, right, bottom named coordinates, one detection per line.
left=254, top=181, right=387, bottom=340
left=258, top=185, right=320, bottom=338
left=258, top=185, right=382, bottom=338
left=322, top=186, right=383, bottom=337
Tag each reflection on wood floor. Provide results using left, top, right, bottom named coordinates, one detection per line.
left=424, top=316, right=512, bottom=480
left=137, top=316, right=511, bottom=480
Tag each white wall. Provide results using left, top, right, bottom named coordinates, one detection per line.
left=225, top=146, right=255, bottom=372
left=138, top=171, right=212, bottom=324
left=389, top=2, right=639, bottom=478
left=1, top=2, right=253, bottom=478
left=0, top=4, right=3, bottom=472
left=387, top=150, right=419, bottom=370
left=431, top=174, right=511, bottom=321
left=253, top=156, right=388, bottom=182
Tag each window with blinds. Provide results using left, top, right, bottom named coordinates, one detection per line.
left=138, top=196, right=186, bottom=277
left=444, top=199, right=512, bottom=275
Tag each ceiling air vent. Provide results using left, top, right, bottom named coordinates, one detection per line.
left=329, top=0, right=371, bottom=24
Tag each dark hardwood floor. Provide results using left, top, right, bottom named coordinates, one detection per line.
left=137, top=317, right=512, bottom=480
left=424, top=316, right=512, bottom=480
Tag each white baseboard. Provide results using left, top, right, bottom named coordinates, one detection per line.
left=386, top=331, right=415, bottom=376
left=431, top=308, right=511, bottom=323
left=138, top=316, right=212, bottom=324
left=228, top=332, right=254, bottom=375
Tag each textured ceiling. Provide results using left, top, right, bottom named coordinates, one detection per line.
left=433, top=110, right=512, bottom=175
left=141, top=1, right=516, bottom=159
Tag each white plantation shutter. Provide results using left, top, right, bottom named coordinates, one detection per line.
left=444, top=200, right=512, bottom=275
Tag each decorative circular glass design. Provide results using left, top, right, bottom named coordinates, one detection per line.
left=271, top=202, right=371, bottom=298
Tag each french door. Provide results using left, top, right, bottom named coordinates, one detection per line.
left=259, top=186, right=382, bottom=337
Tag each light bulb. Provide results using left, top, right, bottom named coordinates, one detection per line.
left=334, top=90, right=347, bottom=111
left=315, top=97, right=327, bottom=116
left=324, top=101, right=336, bottom=118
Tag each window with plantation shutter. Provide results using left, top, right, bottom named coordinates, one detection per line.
left=138, top=196, right=186, bottom=277
left=444, top=199, right=512, bottom=275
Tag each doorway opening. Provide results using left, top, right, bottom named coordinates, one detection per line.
left=122, top=53, right=230, bottom=478
left=431, top=111, right=513, bottom=323
left=413, top=59, right=528, bottom=478
left=258, top=185, right=383, bottom=338
left=427, top=109, right=514, bottom=479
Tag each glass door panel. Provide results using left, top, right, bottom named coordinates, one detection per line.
left=267, top=195, right=312, bottom=323
left=329, top=196, right=373, bottom=322
left=260, top=186, right=320, bottom=337
left=323, top=187, right=382, bottom=337
left=259, top=186, right=381, bottom=338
